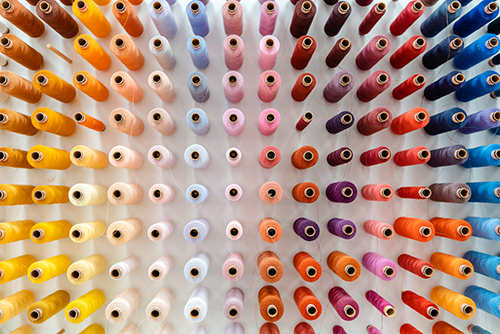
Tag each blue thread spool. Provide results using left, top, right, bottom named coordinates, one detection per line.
left=456, top=71, right=500, bottom=102
left=459, top=108, right=500, bottom=134
left=184, top=144, right=210, bottom=169
left=187, top=72, right=210, bottom=103
left=186, top=184, right=210, bottom=204
left=457, top=0, right=474, bottom=5
left=454, top=34, right=500, bottom=70
left=187, top=1, right=210, bottom=37
left=326, top=111, right=354, bottom=134
left=424, top=108, right=467, bottom=135
left=422, top=35, right=464, bottom=69
left=462, top=144, right=500, bottom=168
left=465, top=217, right=500, bottom=241
left=188, top=36, right=209, bottom=70
left=427, top=145, right=468, bottom=167
left=148, top=0, right=177, bottom=39
left=149, top=36, right=176, bottom=70
left=469, top=325, right=493, bottom=334
left=465, top=286, right=500, bottom=318
left=186, top=109, right=210, bottom=135
left=453, top=0, right=499, bottom=37
left=467, top=182, right=500, bottom=203
left=463, top=251, right=500, bottom=281
left=421, top=0, right=462, bottom=38
left=424, top=72, right=465, bottom=101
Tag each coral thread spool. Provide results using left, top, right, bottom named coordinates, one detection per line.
left=361, top=184, right=393, bottom=201
left=391, top=108, right=429, bottom=135
left=292, top=182, right=319, bottom=203
left=109, top=108, right=144, bottom=136
left=293, top=287, right=322, bottom=321
left=430, top=252, right=474, bottom=279
left=394, top=217, right=435, bottom=242
left=394, top=147, right=431, bottom=166
left=291, top=146, right=318, bottom=169
left=293, top=252, right=321, bottom=283
left=390, top=1, right=425, bottom=36
left=291, top=36, right=316, bottom=70
left=296, top=111, right=313, bottom=131
left=258, top=251, right=283, bottom=283
left=258, top=71, right=281, bottom=103
left=359, top=2, right=386, bottom=35
left=259, top=146, right=280, bottom=169
left=258, top=218, right=282, bottom=243
left=363, top=219, right=394, bottom=240
left=110, top=72, right=143, bottom=103
left=258, top=286, right=284, bottom=322
left=33, top=70, right=76, bottom=103
left=392, top=74, right=426, bottom=100
left=360, top=146, right=391, bottom=166
left=357, top=107, right=392, bottom=136
left=327, top=251, right=361, bottom=282
left=390, top=36, right=427, bottom=69
left=356, top=71, right=391, bottom=102
left=292, top=74, right=316, bottom=102
left=259, top=182, right=283, bottom=205
left=398, top=254, right=434, bottom=279
left=73, top=72, right=109, bottom=102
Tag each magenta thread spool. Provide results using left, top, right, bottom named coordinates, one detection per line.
left=258, top=109, right=280, bottom=136
left=365, top=290, right=396, bottom=317
left=328, top=286, right=359, bottom=321
left=362, top=252, right=398, bottom=281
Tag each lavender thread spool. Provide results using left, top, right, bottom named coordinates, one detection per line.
left=327, top=218, right=356, bottom=239
left=326, top=181, right=357, bottom=203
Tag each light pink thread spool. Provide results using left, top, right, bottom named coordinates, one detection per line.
left=109, top=108, right=144, bottom=136
left=223, top=108, right=245, bottom=136
left=258, top=108, right=281, bottom=136
left=259, top=146, right=281, bottom=169
left=149, top=256, right=173, bottom=281
left=148, top=70, right=176, bottom=102
left=226, top=147, right=242, bottom=167
left=148, top=108, right=176, bottom=136
left=148, top=221, right=174, bottom=242
left=222, top=1, right=243, bottom=36
left=222, top=71, right=244, bottom=103
left=110, top=71, right=143, bottom=102
left=223, top=287, right=245, bottom=321
left=108, top=182, right=143, bottom=206
left=148, top=183, right=176, bottom=204
left=258, top=70, right=281, bottom=103
left=222, top=252, right=244, bottom=281
left=225, top=184, right=242, bottom=202
left=258, top=36, right=280, bottom=70
left=363, top=219, right=394, bottom=240
left=259, top=1, right=279, bottom=36
left=224, top=35, right=244, bottom=70
left=109, top=145, right=143, bottom=169
left=226, top=220, right=243, bottom=240
left=148, top=145, right=176, bottom=169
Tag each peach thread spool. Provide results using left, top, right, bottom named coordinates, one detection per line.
left=258, top=218, right=282, bottom=243
left=0, top=108, right=38, bottom=136
left=259, top=181, right=283, bottom=205
left=33, top=70, right=76, bottom=103
left=148, top=145, right=176, bottom=169
left=0, top=147, right=33, bottom=169
left=72, top=0, right=111, bottom=38
left=74, top=35, right=111, bottom=71
left=148, top=108, right=176, bottom=136
left=73, top=71, right=109, bottom=102
left=107, top=218, right=143, bottom=246
left=27, top=145, right=71, bottom=170
left=149, top=71, right=176, bottom=102
left=110, top=34, right=144, bottom=71
left=31, top=107, right=76, bottom=137
left=74, top=112, right=106, bottom=132
left=0, top=71, right=42, bottom=103
left=149, top=256, right=173, bottom=281
left=109, top=108, right=144, bottom=136
left=0, top=34, right=44, bottom=70
left=112, top=0, right=144, bottom=37
left=258, top=251, right=284, bottom=283
left=70, top=145, right=108, bottom=169
left=108, top=182, right=143, bottom=206
left=149, top=184, right=175, bottom=204
left=110, top=72, right=143, bottom=102
left=109, top=145, right=143, bottom=169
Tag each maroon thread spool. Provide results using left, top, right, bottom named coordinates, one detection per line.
left=360, top=146, right=391, bottom=166
left=359, top=3, right=386, bottom=35
left=296, top=111, right=314, bottom=131
left=291, top=73, right=316, bottom=102
left=291, top=36, right=316, bottom=70
left=325, top=38, right=351, bottom=68
left=357, top=107, right=393, bottom=136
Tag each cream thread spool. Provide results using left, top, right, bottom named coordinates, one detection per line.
left=70, top=221, right=106, bottom=243
left=69, top=183, right=108, bottom=206
left=109, top=256, right=139, bottom=281
left=145, top=288, right=175, bottom=323
left=148, top=256, right=173, bottom=281
left=105, top=288, right=141, bottom=324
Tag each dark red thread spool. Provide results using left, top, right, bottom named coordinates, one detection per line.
left=359, top=2, right=386, bottom=35
left=294, top=322, right=315, bottom=334
left=390, top=1, right=425, bottom=36
left=397, top=254, right=434, bottom=279
left=356, top=70, right=391, bottom=102
left=357, top=107, right=392, bottom=136
left=291, top=36, right=316, bottom=70
left=391, top=107, right=429, bottom=135
left=355, top=35, right=391, bottom=71
left=260, top=323, right=280, bottom=334
left=325, top=38, right=351, bottom=68
left=396, top=187, right=432, bottom=200
left=360, top=146, right=391, bottom=166
left=291, top=73, right=316, bottom=102
left=393, top=146, right=431, bottom=166
left=296, top=111, right=313, bottom=131
left=392, top=74, right=426, bottom=100
left=390, top=36, right=427, bottom=69
left=290, top=0, right=316, bottom=39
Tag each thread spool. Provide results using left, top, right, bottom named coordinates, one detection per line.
left=325, top=38, right=351, bottom=68
left=454, top=34, right=500, bottom=70
left=400, top=324, right=423, bottom=334
left=423, top=34, right=464, bottom=69
left=31, top=185, right=69, bottom=205
left=429, top=183, right=471, bottom=203
left=401, top=290, right=439, bottom=320
left=356, top=71, right=391, bottom=102
left=394, top=147, right=431, bottom=166
left=425, top=72, right=466, bottom=102
left=293, top=252, right=321, bottom=282
left=326, top=147, right=353, bottom=167
left=463, top=251, right=500, bottom=281
left=149, top=185, right=175, bottom=204
left=398, top=254, right=434, bottom=279
left=432, top=322, right=465, bottom=334
left=29, top=291, right=70, bottom=324
left=110, top=72, right=144, bottom=103
left=294, top=287, right=322, bottom=321
left=427, top=145, right=468, bottom=168
left=326, top=111, right=355, bottom=134
left=325, top=181, right=357, bottom=203
left=466, top=181, right=500, bottom=203
left=154, top=325, right=174, bottom=334
left=356, top=35, right=391, bottom=70
left=187, top=1, right=209, bottom=37
left=223, top=71, right=244, bottom=103
left=226, top=220, right=243, bottom=241
left=327, top=251, right=361, bottom=281
left=430, top=286, right=475, bottom=320
left=0, top=0, right=45, bottom=37
left=391, top=107, right=429, bottom=135
left=259, top=146, right=281, bottom=169
left=30, top=220, right=71, bottom=244
left=65, top=289, right=105, bottom=324
left=365, top=290, right=396, bottom=317
left=148, top=0, right=177, bottom=38
left=223, top=108, right=245, bottom=136
left=110, top=108, right=144, bottom=136
left=0, top=184, right=34, bottom=206
left=361, top=184, right=393, bottom=202
left=33, top=70, right=76, bottom=103
left=149, top=256, right=173, bottom=281
left=462, top=145, right=500, bottom=168
left=392, top=74, right=426, bottom=100
left=323, top=72, right=355, bottom=103
left=295, top=323, right=315, bottom=334
left=324, top=1, right=351, bottom=37
left=69, top=146, right=106, bottom=170
left=0, top=34, right=43, bottom=70
left=258, top=109, right=280, bottom=136
left=225, top=184, right=242, bottom=202
left=466, top=216, right=500, bottom=241
left=31, top=107, right=75, bottom=137
left=390, top=36, right=427, bottom=69
left=453, top=1, right=499, bottom=37
left=396, top=186, right=431, bottom=200
left=296, top=112, right=314, bottom=132
left=260, top=1, right=279, bottom=36
left=260, top=323, right=279, bottom=334
left=74, top=34, right=111, bottom=70
left=291, top=146, right=318, bottom=170
left=359, top=3, right=386, bottom=34
left=468, top=325, right=492, bottom=334
left=290, top=0, right=316, bottom=38
left=357, top=107, right=392, bottom=136
left=67, top=254, right=106, bottom=285
left=187, top=71, right=210, bottom=103
left=0, top=148, right=31, bottom=169
left=0, top=220, right=35, bottom=244
left=28, top=255, right=71, bottom=284
left=74, top=112, right=106, bottom=133
left=362, top=252, right=397, bottom=281
left=184, top=218, right=210, bottom=243
left=36, top=0, right=79, bottom=37
left=188, top=36, right=209, bottom=70
left=224, top=35, right=244, bottom=70
left=109, top=146, right=143, bottom=170
left=0, top=254, right=36, bottom=284
left=465, top=285, right=500, bottom=319
left=460, top=108, right=500, bottom=134
left=223, top=288, right=244, bottom=321
left=186, top=184, right=209, bottom=204
left=258, top=251, right=283, bottom=283
left=390, top=1, right=425, bottom=36
left=291, top=36, right=316, bottom=70
left=117, top=325, right=136, bottom=334
left=72, top=0, right=110, bottom=38
left=109, top=256, right=138, bottom=280
left=148, top=145, right=176, bottom=169
left=223, top=252, right=244, bottom=281
left=187, top=108, right=210, bottom=136
left=292, top=182, right=319, bottom=204
left=148, top=72, right=176, bottom=103
left=328, top=287, right=359, bottom=321
left=258, top=70, right=281, bottom=103
left=363, top=220, right=394, bottom=240
left=0, top=108, right=38, bottom=136
left=360, top=146, right=391, bottom=166
left=425, top=108, right=467, bottom=136
left=293, top=218, right=320, bottom=242
left=429, top=217, right=471, bottom=242
left=259, top=218, right=282, bottom=243
left=70, top=221, right=105, bottom=243
left=184, top=144, right=210, bottom=169
left=327, top=218, right=356, bottom=239
left=421, top=0, right=462, bottom=37
left=107, top=218, right=143, bottom=246
left=184, top=252, right=210, bottom=283
left=456, top=71, right=500, bottom=102
left=149, top=36, right=176, bottom=70
left=105, top=288, right=140, bottom=324
left=223, top=1, right=243, bottom=35
left=0, top=71, right=42, bottom=103
left=258, top=286, right=283, bottom=322
left=226, top=147, right=242, bottom=167
left=107, top=182, right=143, bottom=206
left=146, top=288, right=175, bottom=323
left=333, top=326, right=348, bottom=334
left=0, top=290, right=35, bottom=324
left=291, top=74, right=316, bottom=102
left=113, top=0, right=143, bottom=37
left=184, top=287, right=209, bottom=323
left=259, top=181, right=283, bottom=205
left=430, top=252, right=474, bottom=279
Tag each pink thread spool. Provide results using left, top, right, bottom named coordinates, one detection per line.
left=258, top=70, right=281, bottom=102
left=222, top=1, right=243, bottom=36
left=224, top=35, right=244, bottom=70
left=108, top=182, right=143, bottom=206
left=148, top=221, right=174, bottom=242
left=259, top=181, right=283, bottom=204
left=356, top=70, right=391, bottom=102
left=361, top=184, right=394, bottom=201
left=258, top=109, right=281, bottom=136
left=362, top=252, right=398, bottom=281
left=148, top=108, right=176, bottom=136
left=355, top=36, right=391, bottom=71
left=148, top=145, right=176, bottom=169
left=148, top=184, right=176, bottom=204
left=223, top=252, right=244, bottom=281
left=109, top=145, right=143, bottom=169
left=259, top=1, right=279, bottom=36
left=148, top=70, right=176, bottom=102
left=365, top=290, right=396, bottom=317
left=223, top=109, right=245, bottom=136
left=149, top=256, right=173, bottom=281
left=258, top=36, right=280, bottom=70
left=363, top=220, right=394, bottom=240
left=225, top=184, right=242, bottom=202
left=110, top=71, right=143, bottom=102
left=259, top=146, right=281, bottom=169
left=226, top=220, right=243, bottom=240
left=223, top=287, right=245, bottom=321
left=109, top=108, right=144, bottom=136
left=223, top=71, right=244, bottom=103
left=226, top=147, right=242, bottom=167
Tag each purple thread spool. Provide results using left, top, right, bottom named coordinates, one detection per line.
left=333, top=326, right=348, bottom=334
left=324, top=1, right=352, bottom=37
left=427, top=145, right=468, bottom=167
left=429, top=182, right=471, bottom=203
left=459, top=107, right=500, bottom=134
left=323, top=71, right=355, bottom=103
left=293, top=217, right=320, bottom=242
left=328, top=286, right=359, bottom=321
left=326, top=111, right=355, bottom=134
left=327, top=218, right=356, bottom=239
left=327, top=147, right=353, bottom=166
left=326, top=181, right=357, bottom=203
left=362, top=252, right=397, bottom=281
left=365, top=290, right=396, bottom=317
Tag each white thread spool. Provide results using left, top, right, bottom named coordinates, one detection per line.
left=108, top=145, right=143, bottom=169
left=148, top=71, right=176, bottom=102
left=183, top=218, right=210, bottom=244
left=184, top=287, right=210, bottom=323
left=186, top=184, right=210, bottom=204
left=108, top=182, right=143, bottom=206
left=69, top=183, right=108, bottom=206
left=146, top=288, right=175, bottom=323
left=148, top=108, right=176, bottom=136
left=184, top=144, right=210, bottom=169
left=148, top=221, right=174, bottom=242
left=149, top=256, right=173, bottom=281
left=184, top=252, right=210, bottom=283
left=148, top=145, right=177, bottom=169
left=226, top=220, right=243, bottom=240
left=109, top=256, right=139, bottom=280
left=105, top=288, right=141, bottom=324
left=226, top=147, right=242, bottom=167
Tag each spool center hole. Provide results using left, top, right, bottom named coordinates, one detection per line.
left=191, top=113, right=200, bottom=122
left=72, top=230, right=81, bottom=238
left=229, top=188, right=238, bottom=197
left=307, top=267, right=316, bottom=277
left=111, top=310, right=120, bottom=319
left=111, top=269, right=120, bottom=277
left=151, top=310, right=160, bottom=318
left=33, top=191, right=44, bottom=199
left=73, top=191, right=82, bottom=200
left=190, top=229, right=199, bottom=238
left=190, top=268, right=199, bottom=277
left=422, top=189, right=431, bottom=197
left=32, top=230, right=42, bottom=239
left=229, top=114, right=238, bottom=122
left=153, top=190, right=162, bottom=198
left=192, top=39, right=200, bottom=47
left=190, top=309, right=199, bottom=318
left=113, top=230, right=122, bottom=239
left=113, top=190, right=122, bottom=199
left=30, top=311, right=40, bottom=320
left=228, top=267, right=237, bottom=276
left=152, top=151, right=162, bottom=159
left=191, top=190, right=200, bottom=199
left=267, top=188, right=276, bottom=198
left=73, top=151, right=83, bottom=160
left=151, top=269, right=160, bottom=278
left=305, top=188, right=315, bottom=197
left=229, top=150, right=238, bottom=159
left=151, top=230, right=160, bottom=238
left=306, top=227, right=315, bottom=236
left=267, top=267, right=277, bottom=277
left=71, top=270, right=81, bottom=279
left=229, top=308, right=238, bottom=317
left=268, top=306, right=277, bottom=316
left=267, top=228, right=276, bottom=237
left=230, top=228, right=239, bottom=236
left=266, top=75, right=275, bottom=84
left=113, top=152, right=122, bottom=160
left=383, top=188, right=392, bottom=197
left=114, top=114, right=124, bottom=123
left=229, top=75, right=237, bottom=84
left=191, top=151, right=200, bottom=160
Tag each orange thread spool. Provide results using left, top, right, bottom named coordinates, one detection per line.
left=33, top=70, right=76, bottom=103
left=394, top=217, right=435, bottom=242
left=258, top=218, right=282, bottom=243
left=112, top=0, right=144, bottom=37
left=109, top=108, right=144, bottom=136
left=393, top=146, right=431, bottom=166
left=31, top=107, right=76, bottom=137
left=0, top=34, right=43, bottom=70
left=292, top=182, right=319, bottom=203
left=391, top=107, right=429, bottom=135
left=0, top=147, right=33, bottom=169
left=0, top=71, right=42, bottom=103
left=74, top=112, right=105, bottom=132
left=432, top=321, right=465, bottom=334
left=0, top=108, right=38, bottom=136
left=73, top=71, right=109, bottom=102
left=72, top=0, right=111, bottom=38
left=293, top=251, right=322, bottom=282
left=258, top=286, right=284, bottom=322
left=294, top=322, right=315, bottom=334
left=110, top=72, right=143, bottom=103
left=291, top=145, right=319, bottom=169
left=0, top=0, right=45, bottom=37
left=260, top=323, right=280, bottom=334
left=74, top=35, right=111, bottom=71
left=257, top=251, right=284, bottom=283
left=126, top=0, right=142, bottom=4
left=327, top=251, right=361, bottom=282
left=110, top=34, right=144, bottom=71
left=293, top=287, right=322, bottom=321
left=429, top=217, right=471, bottom=242
left=430, top=252, right=473, bottom=280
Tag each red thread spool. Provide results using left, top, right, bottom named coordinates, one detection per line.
left=401, top=290, right=439, bottom=320
left=359, top=2, right=386, bottom=35
left=432, top=322, right=464, bottom=334
left=396, top=186, right=432, bottom=200
left=356, top=70, right=391, bottom=102
left=293, top=287, right=322, bottom=321
left=391, top=107, right=429, bottom=135
left=400, top=324, right=423, bottom=334
left=397, top=254, right=434, bottom=279
left=260, top=323, right=280, bottom=334
left=258, top=218, right=282, bottom=243
left=291, top=145, right=318, bottom=169
left=393, top=146, right=431, bottom=166
left=392, top=74, right=426, bottom=100
left=293, top=251, right=322, bottom=282
left=360, top=146, right=391, bottom=166
left=390, top=1, right=425, bottom=36
left=258, top=286, right=284, bottom=322
left=390, top=36, right=427, bottom=69
left=325, top=38, right=351, bottom=68
left=292, top=73, right=316, bottom=102
left=296, top=111, right=313, bottom=131
left=294, top=322, right=315, bottom=334
left=292, top=182, right=319, bottom=203
left=259, top=146, right=281, bottom=169
left=429, top=217, right=472, bottom=242
left=357, top=107, right=392, bottom=136
left=361, top=184, right=393, bottom=201
left=291, top=36, right=316, bottom=70
left=394, top=217, right=435, bottom=242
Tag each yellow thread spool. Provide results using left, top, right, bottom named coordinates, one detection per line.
left=65, top=289, right=105, bottom=324
left=72, top=0, right=111, bottom=38
left=69, top=183, right=108, bottom=206
left=0, top=290, right=35, bottom=324
left=30, top=220, right=72, bottom=244
left=0, top=108, right=38, bottom=136
left=70, top=145, right=108, bottom=169
left=27, top=145, right=71, bottom=170
left=33, top=70, right=76, bottom=103
left=27, top=290, right=70, bottom=324
left=74, top=34, right=111, bottom=71
left=0, top=147, right=33, bottom=169
left=31, top=107, right=76, bottom=137
left=67, top=254, right=106, bottom=285
left=0, top=184, right=35, bottom=206
left=0, top=220, right=36, bottom=244
left=73, top=71, right=109, bottom=102
left=79, top=324, right=105, bottom=334
left=28, top=255, right=72, bottom=284
left=70, top=221, right=106, bottom=243
left=0, top=254, right=36, bottom=284
left=9, top=326, right=34, bottom=334
left=32, top=185, right=70, bottom=205
left=430, top=286, right=476, bottom=320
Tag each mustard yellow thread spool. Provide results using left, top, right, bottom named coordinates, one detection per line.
left=0, top=147, right=34, bottom=169
left=73, top=71, right=109, bottom=102
left=0, top=290, right=35, bottom=324
left=70, top=145, right=108, bottom=169
left=0, top=184, right=35, bottom=206
left=33, top=70, right=76, bottom=103
left=32, top=185, right=70, bottom=205
left=65, top=289, right=105, bottom=324
left=9, top=326, right=34, bottom=334
left=27, top=145, right=71, bottom=170
left=27, top=290, right=70, bottom=324
left=79, top=323, right=105, bottom=334
left=0, top=254, right=36, bottom=285
left=30, top=220, right=72, bottom=244
left=72, top=0, right=111, bottom=38
left=31, top=107, right=76, bottom=137
left=0, top=108, right=38, bottom=136
left=0, top=220, right=36, bottom=244
left=70, top=221, right=106, bottom=243
left=28, top=255, right=71, bottom=284
left=67, top=254, right=106, bottom=285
